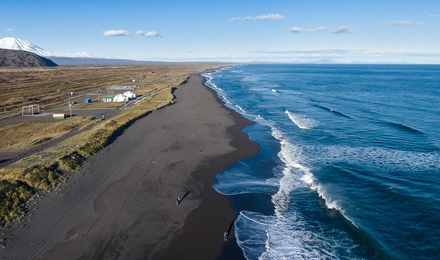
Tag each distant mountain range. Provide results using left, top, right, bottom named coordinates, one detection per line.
left=0, top=37, right=91, bottom=58
left=0, top=48, right=57, bottom=67
left=0, top=37, right=173, bottom=66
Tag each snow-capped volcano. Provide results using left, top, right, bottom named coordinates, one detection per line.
left=0, top=37, right=91, bottom=58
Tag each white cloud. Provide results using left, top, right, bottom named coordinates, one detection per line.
left=333, top=26, right=354, bottom=34
left=428, top=14, right=440, bottom=18
left=290, top=26, right=327, bottom=33
left=157, top=49, right=440, bottom=63
left=385, top=20, right=424, bottom=26
left=252, top=49, right=360, bottom=56
left=136, top=31, right=160, bottom=38
left=228, top=13, right=285, bottom=22
left=102, top=29, right=161, bottom=37
left=103, top=30, right=132, bottom=36
left=304, top=26, right=328, bottom=33
left=250, top=49, right=440, bottom=59
left=289, top=26, right=303, bottom=33
left=6, top=28, right=17, bottom=31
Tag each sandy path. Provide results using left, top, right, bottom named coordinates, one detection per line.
left=0, top=74, right=258, bottom=259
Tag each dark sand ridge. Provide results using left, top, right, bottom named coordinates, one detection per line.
left=0, top=74, right=259, bottom=259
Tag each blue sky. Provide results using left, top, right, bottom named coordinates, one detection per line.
left=2, top=0, right=440, bottom=63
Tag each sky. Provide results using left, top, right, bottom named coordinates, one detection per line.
left=2, top=0, right=440, bottom=63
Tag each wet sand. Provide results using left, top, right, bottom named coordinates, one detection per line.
left=0, top=73, right=259, bottom=259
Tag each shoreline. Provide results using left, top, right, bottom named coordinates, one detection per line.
left=0, top=72, right=259, bottom=259
left=156, top=78, right=260, bottom=259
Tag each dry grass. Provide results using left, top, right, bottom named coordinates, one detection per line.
left=0, top=117, right=88, bottom=150
left=0, top=64, right=217, bottom=116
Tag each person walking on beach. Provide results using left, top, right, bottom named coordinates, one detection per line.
left=176, top=196, right=180, bottom=206
left=224, top=232, right=228, bottom=241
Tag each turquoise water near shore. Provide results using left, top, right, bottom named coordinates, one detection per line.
left=203, top=64, right=440, bottom=259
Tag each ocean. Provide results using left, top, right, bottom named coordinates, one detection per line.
left=202, top=64, right=440, bottom=260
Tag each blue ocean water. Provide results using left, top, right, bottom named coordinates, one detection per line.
left=202, top=64, right=440, bottom=260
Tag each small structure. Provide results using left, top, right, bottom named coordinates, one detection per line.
left=102, top=96, right=114, bottom=102
left=84, top=98, right=92, bottom=103
left=123, top=91, right=136, bottom=99
left=113, top=94, right=128, bottom=102
left=53, top=113, right=66, bottom=120
left=107, top=84, right=138, bottom=90
left=22, top=104, right=40, bottom=116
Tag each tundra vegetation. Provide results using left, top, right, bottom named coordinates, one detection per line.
left=0, top=64, right=224, bottom=226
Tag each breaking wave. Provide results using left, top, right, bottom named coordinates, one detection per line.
left=285, top=110, right=318, bottom=130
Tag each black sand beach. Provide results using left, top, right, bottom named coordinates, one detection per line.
left=0, top=74, right=259, bottom=259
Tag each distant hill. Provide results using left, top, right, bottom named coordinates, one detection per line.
left=49, top=57, right=167, bottom=66
left=49, top=57, right=230, bottom=66
left=0, top=48, right=58, bottom=67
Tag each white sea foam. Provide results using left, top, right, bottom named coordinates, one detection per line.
left=213, top=178, right=278, bottom=195
left=235, top=211, right=272, bottom=259
left=249, top=87, right=267, bottom=92
left=212, top=128, right=279, bottom=196
left=203, top=71, right=260, bottom=119
left=254, top=114, right=275, bottom=128
left=232, top=128, right=362, bottom=260
left=236, top=123, right=352, bottom=259
left=311, top=183, right=359, bottom=228
left=305, top=145, right=440, bottom=172
left=242, top=76, right=259, bottom=82
left=235, top=209, right=343, bottom=260
left=202, top=74, right=233, bottom=107
left=236, top=104, right=246, bottom=114
left=300, top=144, right=440, bottom=228
left=285, top=110, right=318, bottom=130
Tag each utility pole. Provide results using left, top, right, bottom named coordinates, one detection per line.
left=69, top=96, right=72, bottom=118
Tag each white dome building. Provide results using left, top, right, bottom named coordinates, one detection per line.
left=123, top=91, right=136, bottom=100
left=113, top=94, right=128, bottom=102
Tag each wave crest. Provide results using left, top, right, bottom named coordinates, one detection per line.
left=285, top=110, right=318, bottom=129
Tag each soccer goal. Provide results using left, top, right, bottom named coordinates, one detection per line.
left=22, top=104, right=40, bottom=116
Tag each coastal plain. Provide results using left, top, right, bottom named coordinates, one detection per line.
left=0, top=65, right=259, bottom=259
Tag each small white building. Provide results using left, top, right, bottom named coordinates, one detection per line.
left=123, top=91, right=136, bottom=100
left=113, top=94, right=128, bottom=102
left=102, top=96, right=114, bottom=102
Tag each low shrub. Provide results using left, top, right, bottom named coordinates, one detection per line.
left=0, top=180, right=33, bottom=226
left=58, top=151, right=85, bottom=172
left=78, top=109, right=147, bottom=157
left=21, top=163, right=62, bottom=191
left=78, top=128, right=111, bottom=157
